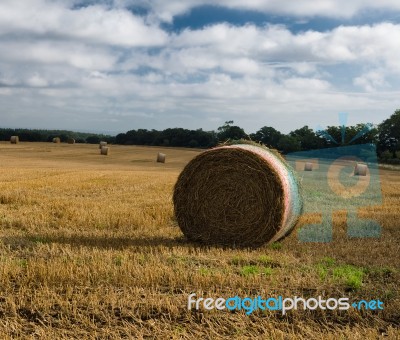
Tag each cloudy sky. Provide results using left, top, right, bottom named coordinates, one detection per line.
left=0, top=1, right=400, bottom=134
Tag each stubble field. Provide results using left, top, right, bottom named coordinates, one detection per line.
left=0, top=142, right=399, bottom=339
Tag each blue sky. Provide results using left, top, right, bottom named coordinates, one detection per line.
left=170, top=5, right=400, bottom=33
left=0, top=1, right=400, bottom=134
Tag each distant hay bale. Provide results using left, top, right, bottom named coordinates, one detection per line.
left=100, top=146, right=110, bottom=155
left=304, top=162, right=313, bottom=171
left=157, top=152, right=166, bottom=163
left=173, top=142, right=303, bottom=248
left=67, top=138, right=75, bottom=144
left=354, top=163, right=368, bottom=176
left=99, top=141, right=107, bottom=149
left=295, top=158, right=319, bottom=171
left=53, top=137, right=61, bottom=143
left=10, top=136, right=19, bottom=144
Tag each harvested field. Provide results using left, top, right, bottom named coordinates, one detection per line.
left=0, top=142, right=398, bottom=339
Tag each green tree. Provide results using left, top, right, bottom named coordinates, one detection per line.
left=289, top=125, right=324, bottom=151
left=250, top=126, right=282, bottom=149
left=277, top=135, right=301, bottom=153
left=217, top=121, right=247, bottom=142
left=379, top=109, right=400, bottom=158
left=86, top=135, right=101, bottom=144
left=319, top=123, right=378, bottom=147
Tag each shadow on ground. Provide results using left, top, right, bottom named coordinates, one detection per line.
left=1, top=234, right=244, bottom=251
left=1, top=234, right=191, bottom=250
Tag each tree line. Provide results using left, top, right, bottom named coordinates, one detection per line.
left=1, top=109, right=399, bottom=163
left=0, top=129, right=116, bottom=145
left=115, top=110, right=400, bottom=163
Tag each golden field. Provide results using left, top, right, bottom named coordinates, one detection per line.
left=0, top=142, right=398, bottom=339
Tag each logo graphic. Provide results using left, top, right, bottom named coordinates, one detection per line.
left=286, top=113, right=382, bottom=242
left=188, top=293, right=384, bottom=315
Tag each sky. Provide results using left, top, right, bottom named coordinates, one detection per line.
left=0, top=1, right=400, bottom=135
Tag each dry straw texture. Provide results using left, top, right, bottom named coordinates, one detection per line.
left=52, top=137, right=61, bottom=143
left=173, top=143, right=303, bottom=247
left=10, top=136, right=19, bottom=144
left=157, top=152, right=166, bottom=163
left=100, top=146, right=110, bottom=155
left=304, top=162, right=313, bottom=171
left=0, top=143, right=398, bottom=338
left=67, top=138, right=75, bottom=144
left=99, top=141, right=107, bottom=149
left=354, top=163, right=368, bottom=176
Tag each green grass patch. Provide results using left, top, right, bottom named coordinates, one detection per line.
left=113, top=256, right=123, bottom=266
left=317, top=264, right=328, bottom=280
left=332, top=265, right=364, bottom=290
left=239, top=265, right=274, bottom=277
left=316, top=257, right=364, bottom=290
left=364, top=266, right=396, bottom=278
left=269, top=242, right=282, bottom=250
left=240, top=265, right=259, bottom=276
left=257, top=255, right=273, bottom=265
left=198, top=267, right=211, bottom=276
left=17, top=259, right=28, bottom=268
left=263, top=267, right=273, bottom=276
left=320, top=256, right=336, bottom=266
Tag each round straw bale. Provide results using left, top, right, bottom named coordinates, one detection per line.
left=157, top=152, right=166, bottom=163
left=173, top=143, right=303, bottom=247
left=100, top=146, right=110, bottom=155
left=304, top=162, right=313, bottom=171
left=53, top=137, right=61, bottom=143
left=10, top=136, right=19, bottom=144
left=67, top=138, right=75, bottom=144
left=354, top=163, right=368, bottom=176
left=99, top=141, right=107, bottom=149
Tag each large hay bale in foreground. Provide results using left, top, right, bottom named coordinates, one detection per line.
left=53, top=137, right=61, bottom=143
left=100, top=146, right=110, bottom=155
left=157, top=152, right=166, bottom=163
left=354, top=163, right=367, bottom=176
left=173, top=143, right=303, bottom=247
left=67, top=138, right=75, bottom=144
left=10, top=136, right=19, bottom=144
left=99, top=141, right=107, bottom=149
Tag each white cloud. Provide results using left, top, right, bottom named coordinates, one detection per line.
left=0, top=1, right=399, bottom=133
left=170, top=22, right=400, bottom=69
left=26, top=74, right=49, bottom=87
left=353, top=70, right=389, bottom=92
left=0, top=41, right=119, bottom=70
left=282, top=77, right=331, bottom=91
left=0, top=1, right=168, bottom=47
